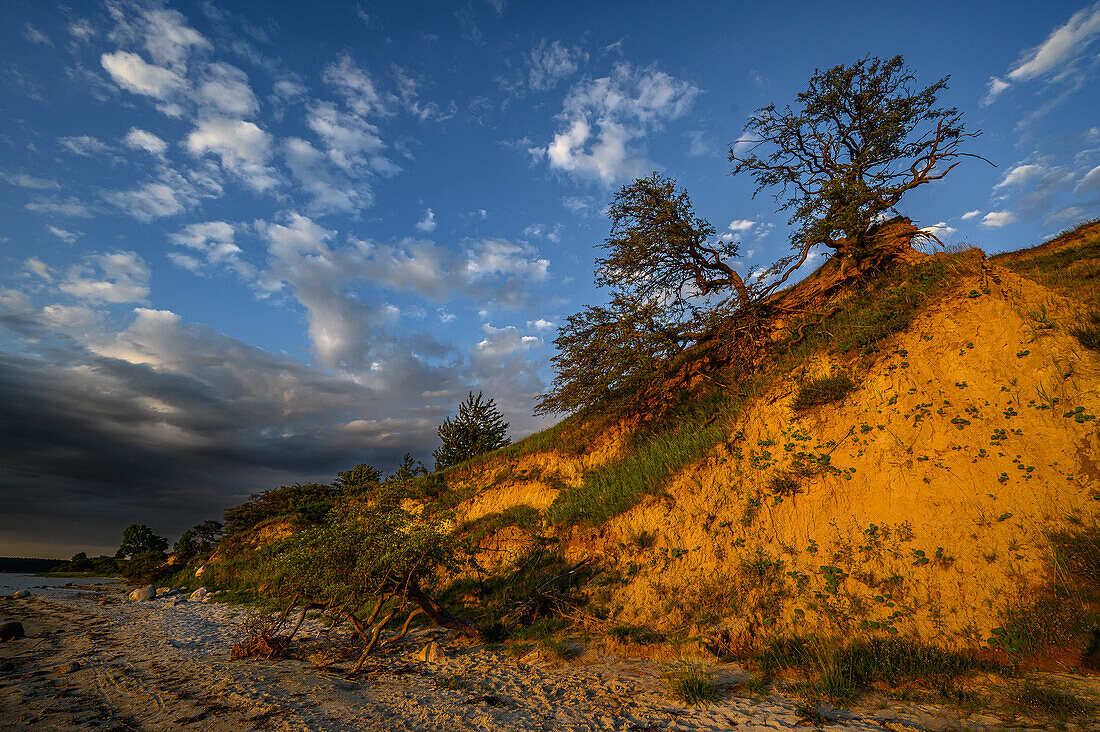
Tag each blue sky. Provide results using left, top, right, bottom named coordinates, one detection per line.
left=2, top=0, right=1099, bottom=556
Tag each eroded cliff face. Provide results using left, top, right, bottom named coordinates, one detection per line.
left=450, top=251, right=1100, bottom=650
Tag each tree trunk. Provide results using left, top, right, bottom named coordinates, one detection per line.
left=405, top=580, right=482, bottom=639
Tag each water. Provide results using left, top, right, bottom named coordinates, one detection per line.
left=0, top=573, right=119, bottom=599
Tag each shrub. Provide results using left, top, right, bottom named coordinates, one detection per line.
left=666, top=663, right=720, bottom=706
left=792, top=373, right=856, bottom=411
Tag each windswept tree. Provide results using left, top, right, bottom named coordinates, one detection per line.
left=730, top=54, right=984, bottom=275
left=433, top=392, right=510, bottom=470
left=115, top=524, right=168, bottom=559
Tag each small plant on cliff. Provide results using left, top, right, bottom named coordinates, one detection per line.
left=666, top=662, right=721, bottom=706
left=433, top=391, right=511, bottom=471
left=792, top=373, right=856, bottom=411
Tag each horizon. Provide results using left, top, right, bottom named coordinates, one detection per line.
left=3, top=0, right=1100, bottom=557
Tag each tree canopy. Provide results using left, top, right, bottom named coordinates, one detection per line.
left=115, top=524, right=167, bottom=559
left=730, top=55, right=982, bottom=264
left=433, top=391, right=511, bottom=470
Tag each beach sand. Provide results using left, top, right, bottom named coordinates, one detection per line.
left=0, top=588, right=1095, bottom=731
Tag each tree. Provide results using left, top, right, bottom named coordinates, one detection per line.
left=335, top=463, right=384, bottom=492
left=271, top=487, right=480, bottom=669
left=115, top=524, right=167, bottom=559
left=389, top=453, right=427, bottom=483
left=173, top=520, right=224, bottom=563
left=432, top=392, right=510, bottom=471
left=729, top=55, right=983, bottom=272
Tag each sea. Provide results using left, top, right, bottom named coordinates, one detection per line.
left=1, top=573, right=118, bottom=599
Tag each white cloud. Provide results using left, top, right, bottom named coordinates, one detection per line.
left=528, top=39, right=587, bottom=91
left=727, top=219, right=756, bottom=234
left=1076, top=164, right=1100, bottom=194
left=527, top=318, right=554, bottom=330
left=47, top=226, right=79, bottom=243
left=1, top=173, right=59, bottom=190
left=474, top=324, right=540, bottom=358
left=123, top=128, right=168, bottom=157
left=283, top=137, right=363, bottom=212
left=322, top=55, right=395, bottom=118
left=981, top=211, right=1016, bottom=228
left=25, top=257, right=53, bottom=280
left=23, top=24, right=52, bottom=46
left=415, top=208, right=437, bottom=233
left=60, top=252, right=150, bottom=303
left=113, top=5, right=211, bottom=67
left=60, top=135, right=111, bottom=157
left=68, top=20, right=95, bottom=42
left=920, top=222, right=956, bottom=239
left=982, top=2, right=1100, bottom=103
left=393, top=67, right=454, bottom=121
left=100, top=50, right=186, bottom=100
left=730, top=133, right=761, bottom=156
left=186, top=117, right=278, bottom=192
left=170, top=221, right=255, bottom=279
left=543, top=62, right=701, bottom=183
left=104, top=180, right=186, bottom=221
left=24, top=197, right=95, bottom=218
left=994, top=164, right=1046, bottom=190
left=196, top=62, right=259, bottom=117
left=960, top=210, right=982, bottom=221
left=306, top=102, right=396, bottom=175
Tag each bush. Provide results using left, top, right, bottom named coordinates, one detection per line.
left=223, top=483, right=339, bottom=535
left=792, top=374, right=856, bottom=411
left=666, top=663, right=720, bottom=706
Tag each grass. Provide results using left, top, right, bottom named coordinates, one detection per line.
left=547, top=394, right=734, bottom=526
left=458, top=504, right=541, bottom=543
left=1070, top=308, right=1100, bottom=351
left=1009, top=683, right=1094, bottom=719
left=537, top=637, right=577, bottom=661
left=792, top=373, right=856, bottom=411
left=665, top=663, right=720, bottom=706
left=758, top=636, right=1001, bottom=705
left=609, top=624, right=665, bottom=645
left=434, top=674, right=470, bottom=691
left=992, top=219, right=1100, bottom=309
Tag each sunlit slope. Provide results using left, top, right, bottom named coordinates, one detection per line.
left=448, top=223, right=1100, bottom=649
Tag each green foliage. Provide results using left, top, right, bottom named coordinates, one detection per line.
left=547, top=398, right=730, bottom=526
left=272, top=488, right=457, bottom=609
left=433, top=391, right=511, bottom=471
left=459, top=504, right=541, bottom=543
left=173, top=520, right=223, bottom=563
left=992, top=219, right=1100, bottom=309
left=389, top=453, right=428, bottom=482
left=665, top=663, right=721, bottom=706
left=610, top=624, right=665, bottom=644
left=116, top=524, right=167, bottom=559
left=731, top=55, right=976, bottom=258
left=123, top=549, right=169, bottom=583
left=48, top=554, right=120, bottom=575
left=1009, top=683, right=1094, bottom=719
left=223, top=482, right=338, bottom=535
left=792, top=374, right=856, bottom=411
left=1071, top=309, right=1100, bottom=351
left=335, top=463, right=384, bottom=491
left=537, top=637, right=577, bottom=661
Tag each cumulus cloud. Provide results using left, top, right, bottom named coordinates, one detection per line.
left=169, top=221, right=255, bottom=279
left=960, top=210, right=982, bottom=221
left=100, top=50, right=186, bottom=100
left=322, top=54, right=395, bottom=118
left=196, top=62, right=259, bottom=117
left=306, top=102, right=396, bottom=176
left=527, top=39, right=587, bottom=91
left=981, top=2, right=1100, bottom=104
left=543, top=62, right=701, bottom=183
left=981, top=211, right=1016, bottom=228
left=186, top=117, right=278, bottom=192
left=60, top=252, right=150, bottom=303
left=123, top=127, right=168, bottom=156
left=415, top=208, right=437, bottom=233
left=103, top=167, right=200, bottom=221
left=727, top=219, right=756, bottom=234
left=919, top=222, right=957, bottom=240
left=283, top=137, right=363, bottom=212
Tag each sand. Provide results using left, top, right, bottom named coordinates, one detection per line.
left=2, top=588, right=1096, bottom=731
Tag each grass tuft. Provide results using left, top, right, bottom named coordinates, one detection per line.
left=1071, top=309, right=1100, bottom=351
left=792, top=373, right=856, bottom=411
left=665, top=663, right=720, bottom=706
left=1009, top=683, right=1094, bottom=718
left=609, top=624, right=665, bottom=645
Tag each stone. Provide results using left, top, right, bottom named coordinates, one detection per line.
left=189, top=587, right=208, bottom=601
left=12, top=590, right=31, bottom=599
left=128, top=584, right=155, bottom=602
left=417, top=641, right=445, bottom=663
left=156, top=587, right=171, bottom=595
left=0, top=622, right=25, bottom=642
left=194, top=564, right=208, bottom=578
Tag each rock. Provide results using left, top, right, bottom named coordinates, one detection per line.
left=128, top=585, right=155, bottom=602
left=195, top=564, right=208, bottom=578
left=53, top=661, right=80, bottom=674
left=171, top=597, right=187, bottom=606
left=0, top=622, right=25, bottom=642
left=417, top=641, right=445, bottom=663
left=12, top=590, right=31, bottom=599
left=188, top=587, right=208, bottom=602
left=156, top=587, right=171, bottom=595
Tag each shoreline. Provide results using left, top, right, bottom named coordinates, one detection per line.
left=1, top=588, right=1096, bottom=730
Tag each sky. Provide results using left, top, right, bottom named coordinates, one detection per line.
left=2, top=0, right=1099, bottom=557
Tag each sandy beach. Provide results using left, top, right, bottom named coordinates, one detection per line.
left=1, top=586, right=1097, bottom=731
